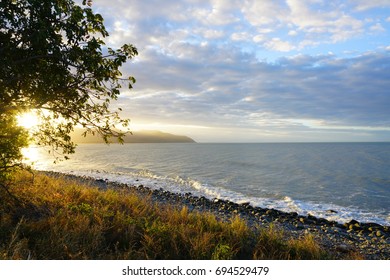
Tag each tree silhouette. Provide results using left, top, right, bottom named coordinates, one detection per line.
left=0, top=0, right=137, bottom=179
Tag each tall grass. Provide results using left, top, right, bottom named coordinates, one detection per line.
left=0, top=171, right=334, bottom=259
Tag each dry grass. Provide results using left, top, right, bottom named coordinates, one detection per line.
left=0, top=171, right=332, bottom=260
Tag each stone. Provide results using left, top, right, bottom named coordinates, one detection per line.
left=290, top=212, right=298, bottom=217
left=318, top=218, right=330, bottom=225
left=307, top=214, right=317, bottom=221
left=336, top=245, right=351, bottom=253
left=349, top=224, right=358, bottom=230
left=349, top=219, right=360, bottom=226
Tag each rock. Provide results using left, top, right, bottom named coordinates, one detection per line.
left=290, top=212, right=298, bottom=217
left=326, top=209, right=338, bottom=214
left=365, top=222, right=381, bottom=227
left=307, top=214, right=317, bottom=221
left=349, top=219, right=360, bottom=226
left=349, top=223, right=361, bottom=231
left=336, top=245, right=351, bottom=253
left=376, top=231, right=382, bottom=237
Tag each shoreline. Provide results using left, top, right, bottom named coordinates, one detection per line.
left=43, top=171, right=389, bottom=260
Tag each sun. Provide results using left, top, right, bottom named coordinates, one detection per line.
left=17, top=111, right=40, bottom=129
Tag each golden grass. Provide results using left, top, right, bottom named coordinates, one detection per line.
left=0, top=171, right=334, bottom=260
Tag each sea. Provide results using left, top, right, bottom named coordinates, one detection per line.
left=24, top=142, right=390, bottom=226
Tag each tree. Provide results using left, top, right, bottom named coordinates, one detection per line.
left=0, top=111, right=29, bottom=182
left=0, top=0, right=137, bottom=179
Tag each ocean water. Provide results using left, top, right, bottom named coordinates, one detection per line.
left=25, top=142, right=390, bottom=225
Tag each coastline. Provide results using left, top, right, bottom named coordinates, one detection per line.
left=43, top=171, right=390, bottom=260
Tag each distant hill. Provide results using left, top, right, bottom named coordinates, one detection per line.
left=71, top=129, right=196, bottom=143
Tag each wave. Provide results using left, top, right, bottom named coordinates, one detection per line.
left=41, top=167, right=390, bottom=226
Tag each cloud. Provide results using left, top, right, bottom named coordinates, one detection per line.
left=264, top=38, right=295, bottom=52
left=97, top=0, right=383, bottom=57
left=370, top=23, right=386, bottom=32
left=121, top=40, right=390, bottom=131
left=288, top=30, right=298, bottom=36
left=90, top=0, right=390, bottom=141
left=353, top=0, right=390, bottom=11
left=241, top=0, right=285, bottom=26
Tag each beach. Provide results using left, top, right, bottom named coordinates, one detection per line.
left=28, top=143, right=390, bottom=227
left=44, top=171, right=390, bottom=260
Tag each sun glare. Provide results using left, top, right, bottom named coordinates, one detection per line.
left=21, top=146, right=41, bottom=163
left=17, top=111, right=40, bottom=129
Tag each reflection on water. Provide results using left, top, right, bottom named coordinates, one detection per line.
left=21, top=146, right=41, bottom=165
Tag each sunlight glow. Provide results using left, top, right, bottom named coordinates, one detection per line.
left=21, top=146, right=41, bottom=164
left=17, top=111, right=40, bottom=129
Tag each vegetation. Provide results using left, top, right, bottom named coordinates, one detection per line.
left=0, top=171, right=333, bottom=260
left=0, top=114, right=29, bottom=182
left=0, top=0, right=137, bottom=179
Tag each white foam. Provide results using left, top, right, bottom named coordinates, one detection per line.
left=35, top=164, right=390, bottom=226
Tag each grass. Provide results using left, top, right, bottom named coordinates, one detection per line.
left=0, top=171, right=334, bottom=260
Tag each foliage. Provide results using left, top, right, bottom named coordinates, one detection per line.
left=0, top=171, right=347, bottom=260
left=0, top=111, right=29, bottom=182
left=0, top=0, right=137, bottom=177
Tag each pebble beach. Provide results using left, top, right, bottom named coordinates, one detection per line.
left=44, top=171, right=390, bottom=260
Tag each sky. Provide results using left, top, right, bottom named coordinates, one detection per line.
left=89, top=0, right=390, bottom=142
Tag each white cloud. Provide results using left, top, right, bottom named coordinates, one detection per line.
left=265, top=38, right=295, bottom=52
left=231, top=32, right=251, bottom=41
left=287, top=0, right=326, bottom=29
left=241, top=0, right=286, bottom=26
left=297, top=40, right=319, bottom=50
left=253, top=34, right=266, bottom=43
left=238, top=0, right=366, bottom=49
left=287, top=0, right=364, bottom=42
left=95, top=0, right=384, bottom=58
left=353, top=0, right=390, bottom=11
left=196, top=28, right=225, bottom=39
left=87, top=0, right=390, bottom=141
left=288, top=30, right=298, bottom=36
left=370, top=23, right=386, bottom=32
left=330, top=15, right=364, bottom=42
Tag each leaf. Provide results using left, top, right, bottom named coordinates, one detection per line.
left=0, top=0, right=137, bottom=167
